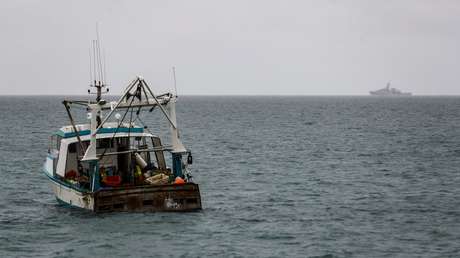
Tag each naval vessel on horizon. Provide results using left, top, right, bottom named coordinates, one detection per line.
left=370, top=82, right=412, bottom=96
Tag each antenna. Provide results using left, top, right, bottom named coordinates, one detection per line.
left=103, top=49, right=107, bottom=88
left=96, top=23, right=104, bottom=84
left=172, top=66, right=178, bottom=97
left=88, top=23, right=109, bottom=102
left=89, top=48, right=93, bottom=84
left=92, top=40, right=97, bottom=85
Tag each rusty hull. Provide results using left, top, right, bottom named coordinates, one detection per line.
left=94, top=183, right=202, bottom=212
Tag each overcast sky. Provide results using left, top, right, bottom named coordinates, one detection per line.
left=0, top=0, right=459, bottom=95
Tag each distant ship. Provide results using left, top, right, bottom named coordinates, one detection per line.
left=370, top=82, right=412, bottom=96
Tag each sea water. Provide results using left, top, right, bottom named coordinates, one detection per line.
left=0, top=96, right=459, bottom=257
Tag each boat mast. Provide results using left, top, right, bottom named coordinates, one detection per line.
left=83, top=47, right=104, bottom=160
left=82, top=32, right=108, bottom=193
left=84, top=37, right=103, bottom=159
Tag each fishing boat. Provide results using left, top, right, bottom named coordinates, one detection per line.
left=43, top=47, right=201, bottom=212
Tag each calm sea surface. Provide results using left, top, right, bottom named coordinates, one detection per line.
left=0, top=96, right=460, bottom=258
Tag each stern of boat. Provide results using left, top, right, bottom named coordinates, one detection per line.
left=93, top=183, right=202, bottom=213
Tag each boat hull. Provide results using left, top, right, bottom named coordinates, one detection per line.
left=49, top=176, right=95, bottom=210
left=48, top=176, right=202, bottom=212
left=369, top=92, right=412, bottom=96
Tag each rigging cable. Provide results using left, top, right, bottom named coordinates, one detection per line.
left=98, top=93, right=136, bottom=161
left=134, top=115, right=155, bottom=136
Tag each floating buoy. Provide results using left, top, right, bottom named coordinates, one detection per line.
left=174, top=177, right=185, bottom=185
left=134, top=153, right=148, bottom=169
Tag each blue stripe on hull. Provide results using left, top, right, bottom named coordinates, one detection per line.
left=42, top=168, right=90, bottom=194
left=43, top=168, right=94, bottom=211
left=56, top=127, right=144, bottom=138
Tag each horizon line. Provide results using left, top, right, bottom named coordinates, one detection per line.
left=1, top=93, right=460, bottom=97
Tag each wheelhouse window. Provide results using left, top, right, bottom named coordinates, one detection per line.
left=48, top=135, right=62, bottom=152
left=97, top=138, right=114, bottom=149
left=68, top=142, right=77, bottom=153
